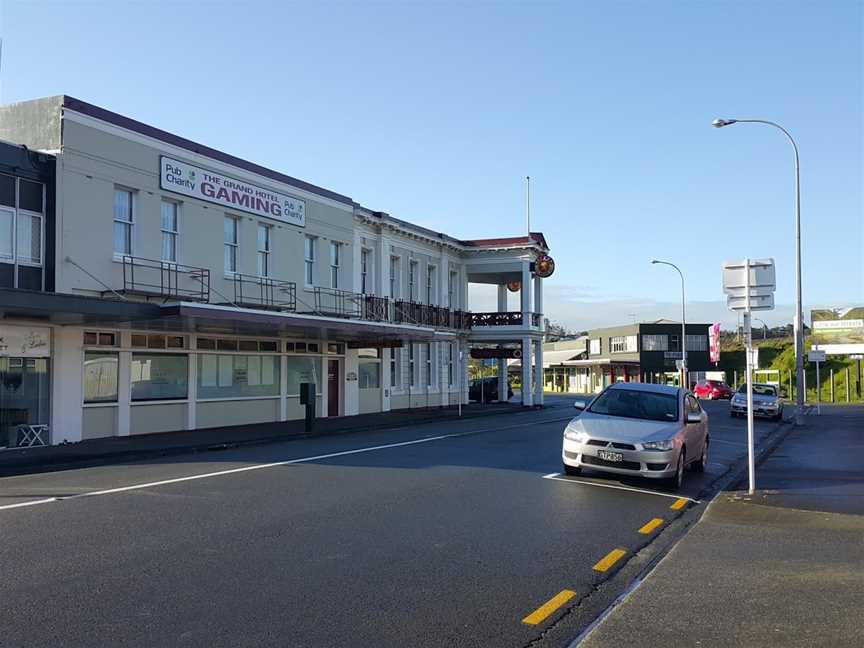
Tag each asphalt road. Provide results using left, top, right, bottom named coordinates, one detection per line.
left=0, top=395, right=784, bottom=647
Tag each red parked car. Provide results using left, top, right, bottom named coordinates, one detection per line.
left=694, top=379, right=734, bottom=400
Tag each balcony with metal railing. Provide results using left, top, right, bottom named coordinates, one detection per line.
left=308, top=290, right=471, bottom=331
left=112, top=256, right=210, bottom=302
left=468, top=311, right=543, bottom=338
left=231, top=273, right=296, bottom=311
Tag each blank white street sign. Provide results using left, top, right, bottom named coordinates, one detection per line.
left=723, top=258, right=776, bottom=312
left=722, top=258, right=776, bottom=295
left=808, top=350, right=827, bottom=362
left=727, top=293, right=775, bottom=312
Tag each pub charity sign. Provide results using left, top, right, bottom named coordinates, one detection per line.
left=160, top=156, right=306, bottom=227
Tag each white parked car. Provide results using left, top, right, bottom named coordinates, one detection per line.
left=562, top=383, right=710, bottom=490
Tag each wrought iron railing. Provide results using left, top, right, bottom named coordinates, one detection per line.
left=362, top=295, right=390, bottom=321
left=313, top=288, right=364, bottom=318
left=232, top=274, right=296, bottom=311
left=119, top=256, right=209, bottom=302
left=470, top=311, right=543, bottom=328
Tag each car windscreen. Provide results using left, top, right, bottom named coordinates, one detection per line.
left=587, top=388, right=679, bottom=422
left=737, top=384, right=777, bottom=396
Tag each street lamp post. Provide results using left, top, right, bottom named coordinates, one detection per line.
left=651, top=260, right=687, bottom=388
left=712, top=118, right=804, bottom=426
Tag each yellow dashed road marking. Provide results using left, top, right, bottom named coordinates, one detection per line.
left=521, top=589, right=577, bottom=625
left=593, top=548, right=627, bottom=572
left=670, top=497, right=688, bottom=510
left=638, top=518, right=664, bottom=535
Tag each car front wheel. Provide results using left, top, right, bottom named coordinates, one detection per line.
left=692, top=438, right=708, bottom=473
left=563, top=463, right=581, bottom=476
left=666, top=450, right=685, bottom=490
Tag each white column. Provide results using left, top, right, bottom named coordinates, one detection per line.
left=187, top=342, right=197, bottom=430
left=344, top=348, right=359, bottom=416
left=381, top=348, right=391, bottom=412
left=497, top=284, right=508, bottom=401
left=51, top=326, right=83, bottom=444
left=534, top=339, right=544, bottom=406
left=521, top=261, right=532, bottom=321
left=521, top=337, right=533, bottom=406
left=534, top=275, right=543, bottom=331
left=378, top=232, right=387, bottom=297
left=117, top=346, right=131, bottom=437
left=279, top=353, right=289, bottom=421
left=319, top=335, right=328, bottom=418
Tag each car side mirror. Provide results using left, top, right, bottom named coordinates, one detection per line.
left=573, top=399, right=587, bottom=411
left=686, top=412, right=701, bottom=424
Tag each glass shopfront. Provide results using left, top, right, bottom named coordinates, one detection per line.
left=0, top=355, right=50, bottom=448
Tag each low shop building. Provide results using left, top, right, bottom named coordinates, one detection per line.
left=543, top=321, right=712, bottom=393
left=0, top=96, right=551, bottom=447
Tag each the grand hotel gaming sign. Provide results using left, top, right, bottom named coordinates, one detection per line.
left=160, top=156, right=306, bottom=227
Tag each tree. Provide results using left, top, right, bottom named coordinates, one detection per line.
left=544, top=319, right=580, bottom=342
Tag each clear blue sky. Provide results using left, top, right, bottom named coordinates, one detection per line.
left=1, top=1, right=861, bottom=329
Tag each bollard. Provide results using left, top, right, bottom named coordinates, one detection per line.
left=846, top=368, right=851, bottom=403
left=830, top=369, right=835, bottom=403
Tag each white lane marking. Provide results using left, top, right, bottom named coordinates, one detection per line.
left=542, top=473, right=700, bottom=503
left=710, top=439, right=747, bottom=446
left=0, top=497, right=59, bottom=510
left=0, top=417, right=575, bottom=513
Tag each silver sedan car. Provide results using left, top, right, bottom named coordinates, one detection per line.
left=561, top=383, right=710, bottom=490
left=730, top=383, right=783, bottom=421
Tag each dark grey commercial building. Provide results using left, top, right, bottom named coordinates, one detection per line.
left=545, top=320, right=712, bottom=393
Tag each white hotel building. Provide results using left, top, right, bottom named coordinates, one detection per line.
left=0, top=96, right=551, bottom=447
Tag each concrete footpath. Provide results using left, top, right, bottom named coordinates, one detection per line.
left=0, top=400, right=550, bottom=478
left=580, top=404, right=864, bottom=648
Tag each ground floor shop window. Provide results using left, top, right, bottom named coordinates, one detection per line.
left=358, top=348, right=380, bottom=389
left=198, top=354, right=280, bottom=399
left=0, top=357, right=49, bottom=448
left=84, top=351, right=118, bottom=403
left=286, top=356, right=320, bottom=395
left=131, top=353, right=188, bottom=401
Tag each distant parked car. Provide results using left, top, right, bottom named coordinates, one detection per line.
left=468, top=377, right=513, bottom=402
left=730, top=383, right=783, bottom=421
left=694, top=380, right=734, bottom=400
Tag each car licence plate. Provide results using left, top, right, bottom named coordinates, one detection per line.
left=597, top=449, right=624, bottom=462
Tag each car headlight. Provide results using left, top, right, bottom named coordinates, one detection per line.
left=564, top=426, right=589, bottom=443
left=642, top=439, right=675, bottom=451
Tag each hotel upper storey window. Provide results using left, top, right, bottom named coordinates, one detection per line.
left=224, top=216, right=238, bottom=273
left=329, top=242, right=341, bottom=289
left=161, top=201, right=179, bottom=263
left=257, top=224, right=271, bottom=277
left=113, top=188, right=134, bottom=256
left=304, top=235, right=316, bottom=286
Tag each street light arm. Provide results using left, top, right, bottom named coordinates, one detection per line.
left=728, top=119, right=799, bottom=166
left=651, top=259, right=687, bottom=386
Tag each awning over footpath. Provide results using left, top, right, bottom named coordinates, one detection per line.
left=0, top=291, right=452, bottom=343
left=151, top=303, right=450, bottom=343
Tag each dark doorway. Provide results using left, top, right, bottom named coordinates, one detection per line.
left=328, top=359, right=339, bottom=417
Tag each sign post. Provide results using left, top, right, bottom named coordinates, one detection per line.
left=808, top=349, right=826, bottom=414
left=852, top=355, right=863, bottom=400
left=458, top=348, right=464, bottom=417
left=723, top=258, right=776, bottom=495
